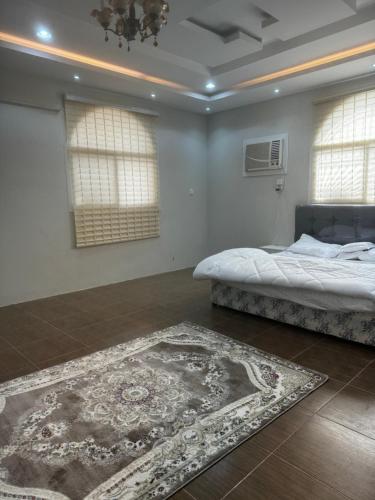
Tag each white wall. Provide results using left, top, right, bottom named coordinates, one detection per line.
left=1, top=69, right=374, bottom=306
left=207, top=75, right=375, bottom=254
left=0, top=72, right=208, bottom=306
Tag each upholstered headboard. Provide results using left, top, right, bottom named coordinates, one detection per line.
left=295, top=205, right=375, bottom=244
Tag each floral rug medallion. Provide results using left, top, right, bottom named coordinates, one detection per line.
left=0, top=323, right=327, bottom=499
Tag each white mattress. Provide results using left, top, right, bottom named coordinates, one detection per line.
left=194, top=248, right=375, bottom=313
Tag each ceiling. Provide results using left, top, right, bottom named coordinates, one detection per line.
left=0, top=0, right=374, bottom=113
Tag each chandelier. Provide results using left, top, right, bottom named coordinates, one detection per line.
left=91, top=0, right=169, bottom=51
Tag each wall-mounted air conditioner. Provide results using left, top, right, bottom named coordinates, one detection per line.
left=243, top=134, right=288, bottom=176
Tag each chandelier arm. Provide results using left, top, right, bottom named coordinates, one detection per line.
left=106, top=28, right=122, bottom=35
left=141, top=20, right=156, bottom=31
left=140, top=32, right=154, bottom=40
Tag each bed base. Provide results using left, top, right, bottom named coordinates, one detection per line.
left=211, top=281, right=375, bottom=347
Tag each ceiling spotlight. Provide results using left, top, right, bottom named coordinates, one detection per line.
left=371, top=63, right=375, bottom=69
left=274, top=88, right=280, bottom=94
left=150, top=93, right=156, bottom=99
left=205, top=81, right=216, bottom=91
left=73, top=74, right=80, bottom=80
left=206, top=107, right=211, bottom=112
left=36, top=28, right=52, bottom=42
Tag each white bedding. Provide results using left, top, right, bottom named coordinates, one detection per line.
left=193, top=248, right=375, bottom=312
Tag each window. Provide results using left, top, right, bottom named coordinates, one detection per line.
left=65, top=100, right=160, bottom=247
left=311, top=88, right=375, bottom=204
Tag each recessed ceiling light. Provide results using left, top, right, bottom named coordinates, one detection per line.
left=150, top=93, right=156, bottom=99
left=205, top=81, right=216, bottom=91
left=73, top=74, right=80, bottom=80
left=36, top=28, right=52, bottom=42
left=206, top=107, right=211, bottom=112
left=274, top=88, right=280, bottom=94
left=371, top=63, right=375, bottom=69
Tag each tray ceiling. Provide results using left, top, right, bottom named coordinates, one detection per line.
left=0, top=0, right=374, bottom=113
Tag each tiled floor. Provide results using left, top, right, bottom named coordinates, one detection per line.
left=1, top=268, right=375, bottom=500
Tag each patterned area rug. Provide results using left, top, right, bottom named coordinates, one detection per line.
left=0, top=323, right=327, bottom=500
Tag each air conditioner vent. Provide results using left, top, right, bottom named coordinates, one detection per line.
left=270, top=140, right=281, bottom=167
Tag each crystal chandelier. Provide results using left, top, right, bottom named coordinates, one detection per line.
left=91, top=0, right=169, bottom=51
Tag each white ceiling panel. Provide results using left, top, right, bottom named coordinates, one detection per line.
left=0, top=0, right=374, bottom=112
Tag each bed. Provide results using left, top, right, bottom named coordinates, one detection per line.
left=194, top=205, right=375, bottom=347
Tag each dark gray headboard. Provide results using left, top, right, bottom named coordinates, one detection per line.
left=295, top=205, right=375, bottom=244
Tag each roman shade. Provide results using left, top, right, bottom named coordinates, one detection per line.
left=311, top=88, right=375, bottom=204
left=65, top=100, right=160, bottom=248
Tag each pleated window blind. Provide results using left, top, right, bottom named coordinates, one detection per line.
left=311, top=88, right=375, bottom=204
left=65, top=100, right=160, bottom=247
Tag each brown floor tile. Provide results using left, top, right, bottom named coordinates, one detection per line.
left=16, top=332, right=85, bottom=365
left=276, top=415, right=375, bottom=500
left=185, top=441, right=269, bottom=500
left=293, top=345, right=369, bottom=382
left=1, top=318, right=63, bottom=347
left=128, top=305, right=177, bottom=325
left=318, top=385, right=375, bottom=439
left=0, top=336, right=12, bottom=350
left=170, top=490, right=196, bottom=500
left=193, top=313, right=273, bottom=345
left=70, top=313, right=174, bottom=348
left=70, top=294, right=131, bottom=314
left=68, top=318, right=120, bottom=345
left=48, top=310, right=99, bottom=333
left=85, top=321, right=166, bottom=351
left=0, top=344, right=36, bottom=378
left=225, top=454, right=348, bottom=500
left=18, top=297, right=82, bottom=322
left=161, top=293, right=211, bottom=313
left=57, top=288, right=100, bottom=307
left=250, top=405, right=313, bottom=452
left=1, top=269, right=375, bottom=500
left=0, top=307, right=49, bottom=334
left=350, top=360, right=375, bottom=394
left=0, top=305, right=21, bottom=322
left=316, top=335, right=375, bottom=361
left=100, top=289, right=155, bottom=309
left=249, top=324, right=320, bottom=359
left=35, top=347, right=91, bottom=370
left=85, top=300, right=145, bottom=322
left=297, top=378, right=344, bottom=413
left=0, top=365, right=37, bottom=384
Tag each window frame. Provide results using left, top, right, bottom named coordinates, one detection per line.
left=64, top=98, right=160, bottom=248
left=310, top=88, right=375, bottom=205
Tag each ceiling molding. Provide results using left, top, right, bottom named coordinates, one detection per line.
left=180, top=19, right=222, bottom=42
left=234, top=41, right=375, bottom=90
left=223, top=30, right=262, bottom=50
left=180, top=19, right=262, bottom=52
left=210, top=4, right=375, bottom=75
left=0, top=31, right=191, bottom=93
left=0, top=31, right=374, bottom=106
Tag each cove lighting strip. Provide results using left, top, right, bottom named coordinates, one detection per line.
left=234, top=41, right=375, bottom=90
left=0, top=32, right=189, bottom=92
left=1, top=32, right=374, bottom=97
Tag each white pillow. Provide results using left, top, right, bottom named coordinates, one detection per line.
left=339, top=242, right=375, bottom=254
left=359, top=248, right=375, bottom=262
left=286, top=234, right=341, bottom=259
left=336, top=251, right=366, bottom=260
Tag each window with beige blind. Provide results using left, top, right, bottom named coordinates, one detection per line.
left=311, top=88, right=375, bottom=204
left=65, top=100, right=160, bottom=248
